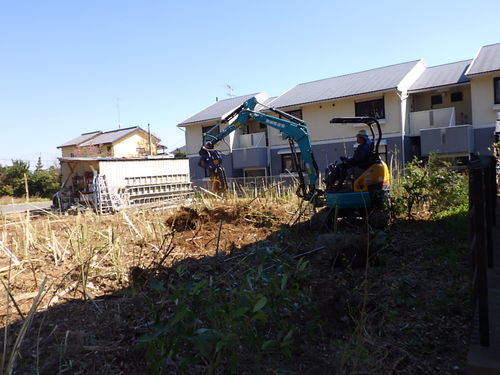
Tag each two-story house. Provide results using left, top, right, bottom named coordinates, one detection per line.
left=407, top=59, right=473, bottom=161
left=266, top=60, right=425, bottom=174
left=178, top=92, right=274, bottom=182
left=58, top=126, right=160, bottom=158
left=465, top=42, right=500, bottom=149
left=407, top=43, right=500, bottom=162
left=179, top=42, right=499, bottom=186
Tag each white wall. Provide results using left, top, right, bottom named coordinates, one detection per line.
left=113, top=132, right=158, bottom=157
left=268, top=91, right=404, bottom=151
left=184, top=121, right=234, bottom=156
left=411, top=87, right=472, bottom=125
left=470, top=74, right=499, bottom=126
left=100, top=158, right=190, bottom=190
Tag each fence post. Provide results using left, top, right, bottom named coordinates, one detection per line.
left=485, top=156, right=495, bottom=268
left=489, top=155, right=497, bottom=227
left=471, top=166, right=490, bottom=346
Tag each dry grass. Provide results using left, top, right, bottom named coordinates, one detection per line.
left=0, top=189, right=309, bottom=372
left=0, top=186, right=472, bottom=374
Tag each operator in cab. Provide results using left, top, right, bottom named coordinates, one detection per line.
left=325, top=129, right=373, bottom=191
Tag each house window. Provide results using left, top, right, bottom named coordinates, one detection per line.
left=244, top=169, right=266, bottom=178
left=136, top=147, right=146, bottom=155
left=202, top=125, right=220, bottom=142
left=281, top=153, right=304, bottom=173
left=279, top=109, right=303, bottom=122
left=378, top=144, right=388, bottom=163
left=286, top=110, right=303, bottom=120
left=494, top=77, right=500, bottom=104
left=355, top=98, right=385, bottom=119
left=431, top=95, right=442, bottom=106
left=451, top=92, right=463, bottom=102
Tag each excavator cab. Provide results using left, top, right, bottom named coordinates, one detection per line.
left=327, top=116, right=390, bottom=194
left=322, top=117, right=391, bottom=227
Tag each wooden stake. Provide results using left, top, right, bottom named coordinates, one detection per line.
left=121, top=211, right=143, bottom=239
left=0, top=240, right=21, bottom=267
left=215, top=220, right=223, bottom=256
left=197, top=186, right=222, bottom=199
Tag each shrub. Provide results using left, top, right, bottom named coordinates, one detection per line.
left=390, top=154, right=468, bottom=219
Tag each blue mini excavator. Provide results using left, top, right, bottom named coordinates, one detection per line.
left=198, top=96, right=391, bottom=226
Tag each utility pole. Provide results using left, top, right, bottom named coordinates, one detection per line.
left=148, top=123, right=152, bottom=156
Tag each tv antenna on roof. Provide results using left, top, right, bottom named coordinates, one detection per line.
left=225, top=84, right=236, bottom=97
left=116, top=97, right=121, bottom=128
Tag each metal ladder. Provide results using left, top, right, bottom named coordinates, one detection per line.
left=94, top=175, right=124, bottom=214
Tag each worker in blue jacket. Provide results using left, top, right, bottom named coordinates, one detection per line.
left=325, top=130, right=373, bottom=191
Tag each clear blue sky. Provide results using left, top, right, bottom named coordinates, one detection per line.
left=1, top=0, right=498, bottom=168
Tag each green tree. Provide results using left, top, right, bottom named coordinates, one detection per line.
left=4, top=160, right=31, bottom=197
left=174, top=151, right=187, bottom=158
left=0, top=164, right=13, bottom=196
left=29, top=158, right=61, bottom=198
left=35, top=157, right=44, bottom=172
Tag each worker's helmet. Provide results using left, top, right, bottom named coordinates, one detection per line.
left=356, top=130, right=369, bottom=142
left=204, top=141, right=214, bottom=149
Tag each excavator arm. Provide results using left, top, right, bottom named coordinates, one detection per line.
left=200, top=96, right=323, bottom=204
left=203, top=97, right=259, bottom=144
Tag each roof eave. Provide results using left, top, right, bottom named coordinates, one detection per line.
left=408, top=81, right=470, bottom=94
left=466, top=69, right=500, bottom=78
left=177, top=117, right=220, bottom=127
left=177, top=92, right=263, bottom=126
left=272, top=87, right=398, bottom=110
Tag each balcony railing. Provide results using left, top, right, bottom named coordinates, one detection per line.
left=235, top=132, right=267, bottom=149
left=420, top=125, right=474, bottom=156
left=410, top=107, right=456, bottom=135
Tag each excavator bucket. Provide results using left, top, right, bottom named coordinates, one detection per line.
left=209, top=168, right=228, bottom=193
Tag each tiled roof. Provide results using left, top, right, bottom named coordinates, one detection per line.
left=178, top=93, right=267, bottom=126
left=466, top=43, right=500, bottom=76
left=78, top=127, right=147, bottom=147
left=268, top=60, right=422, bottom=109
left=59, top=126, right=160, bottom=149
left=58, top=131, right=102, bottom=148
left=409, top=60, right=471, bottom=92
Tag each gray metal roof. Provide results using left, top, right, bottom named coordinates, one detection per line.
left=79, top=126, right=157, bottom=147
left=178, top=93, right=262, bottom=126
left=58, top=131, right=102, bottom=148
left=258, top=96, right=276, bottom=108
left=268, top=60, right=422, bottom=109
left=466, top=43, right=500, bottom=76
left=409, top=60, right=471, bottom=92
